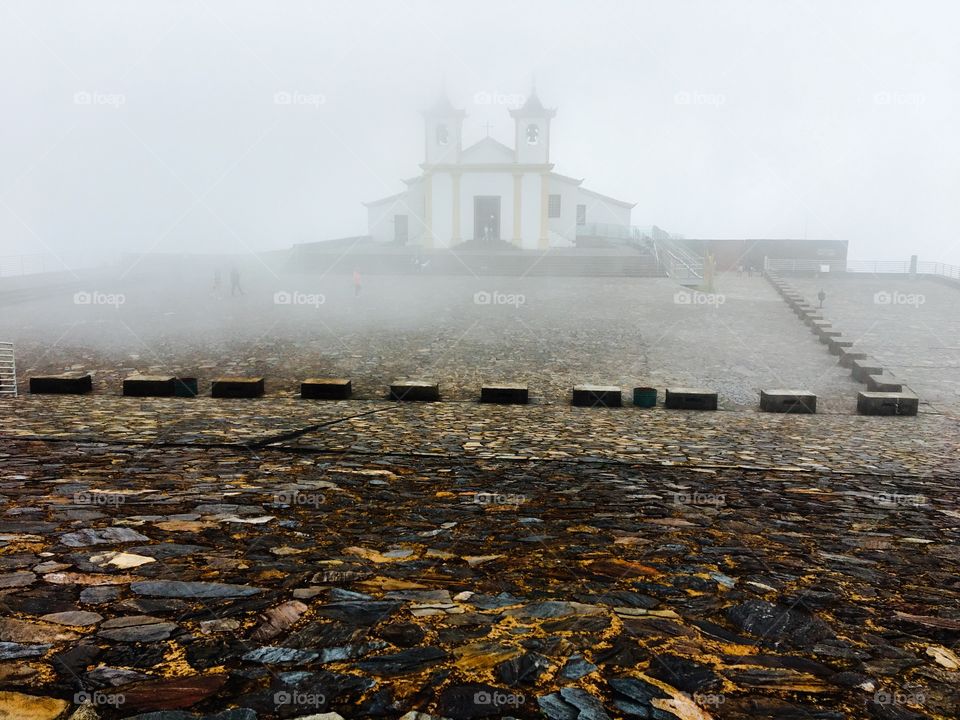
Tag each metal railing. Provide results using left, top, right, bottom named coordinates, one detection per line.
left=652, top=237, right=703, bottom=282
left=0, top=253, right=107, bottom=277
left=0, top=342, right=16, bottom=397
left=766, top=257, right=960, bottom=280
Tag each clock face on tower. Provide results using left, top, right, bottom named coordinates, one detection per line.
left=526, top=124, right=540, bottom=144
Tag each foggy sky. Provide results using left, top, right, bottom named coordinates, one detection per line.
left=1, top=0, right=958, bottom=265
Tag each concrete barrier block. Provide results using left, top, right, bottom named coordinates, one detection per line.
left=866, top=373, right=903, bottom=393
left=123, top=375, right=176, bottom=397
left=851, top=358, right=884, bottom=383
left=481, top=383, right=529, bottom=404
left=665, top=387, right=718, bottom=410
left=857, top=391, right=918, bottom=416
left=572, top=385, right=622, bottom=408
left=211, top=377, right=265, bottom=398
left=390, top=380, right=440, bottom=402
left=29, top=374, right=93, bottom=395
left=827, top=337, right=854, bottom=355
left=760, top=389, right=817, bottom=414
left=839, top=349, right=868, bottom=368
left=301, top=378, right=352, bottom=400
left=174, top=378, right=199, bottom=397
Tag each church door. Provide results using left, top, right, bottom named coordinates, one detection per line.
left=473, top=196, right=501, bottom=242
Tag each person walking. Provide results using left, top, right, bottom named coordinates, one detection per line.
left=353, top=269, right=362, bottom=296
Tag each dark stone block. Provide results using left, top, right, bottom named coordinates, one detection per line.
left=571, top=385, right=622, bottom=408
left=174, top=377, right=199, bottom=397
left=211, top=377, right=264, bottom=398
left=480, top=383, right=529, bottom=404
left=857, top=391, right=918, bottom=416
left=123, top=375, right=175, bottom=397
left=665, top=387, right=718, bottom=410
left=389, top=380, right=439, bottom=402
left=827, top=337, right=854, bottom=354
left=301, top=377, right=352, bottom=399
left=838, top=350, right=868, bottom=368
left=29, top=374, right=92, bottom=394
left=760, top=389, right=816, bottom=414
left=866, top=373, right=903, bottom=392
left=851, top=358, right=884, bottom=382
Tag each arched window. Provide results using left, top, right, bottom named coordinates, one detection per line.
left=436, top=124, right=449, bottom=146
left=526, top=124, right=540, bottom=145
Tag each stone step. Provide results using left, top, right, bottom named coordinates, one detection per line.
left=29, top=374, right=93, bottom=395
left=301, top=378, right=352, bottom=400
left=480, top=383, right=529, bottom=405
left=839, top=349, right=868, bottom=368
left=857, top=391, right=919, bottom=416
left=827, top=337, right=854, bottom=355
left=665, top=387, right=718, bottom=410
left=571, top=385, right=622, bottom=408
left=122, top=375, right=176, bottom=397
left=760, top=389, right=817, bottom=414
left=390, top=380, right=440, bottom=402
left=211, top=377, right=265, bottom=398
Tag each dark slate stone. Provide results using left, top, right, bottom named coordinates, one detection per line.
left=560, top=654, right=598, bottom=680
left=314, top=600, right=401, bottom=626
left=647, top=654, right=721, bottom=693
left=495, top=651, right=550, bottom=686
left=357, top=647, right=447, bottom=677
left=726, top=599, right=835, bottom=649
left=438, top=683, right=523, bottom=719
left=376, top=622, right=426, bottom=647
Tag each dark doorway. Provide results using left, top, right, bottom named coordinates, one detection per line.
left=394, top=214, right=408, bottom=244
left=473, top=196, right=501, bottom=242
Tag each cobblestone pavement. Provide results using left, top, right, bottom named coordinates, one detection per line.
left=2, top=272, right=864, bottom=411
left=789, top=276, right=960, bottom=412
left=1, top=395, right=959, bottom=719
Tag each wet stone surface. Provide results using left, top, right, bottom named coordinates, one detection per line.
left=0, top=427, right=958, bottom=719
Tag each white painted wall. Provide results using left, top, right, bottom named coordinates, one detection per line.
left=547, top=175, right=582, bottom=245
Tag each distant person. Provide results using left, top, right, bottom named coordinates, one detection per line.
left=818, top=288, right=826, bottom=308
left=737, top=264, right=744, bottom=277
left=230, top=266, right=243, bottom=296
left=353, top=269, right=362, bottom=296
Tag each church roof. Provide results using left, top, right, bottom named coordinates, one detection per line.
left=459, top=136, right=515, bottom=164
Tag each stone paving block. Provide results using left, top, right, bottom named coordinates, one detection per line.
left=851, top=358, right=884, bottom=383
left=390, top=380, right=440, bottom=402
left=29, top=374, right=93, bottom=394
left=857, top=391, right=919, bottom=416
left=122, top=375, right=176, bottom=397
left=571, top=385, right=622, bottom=408
left=480, top=383, right=529, bottom=404
left=760, top=389, right=817, bottom=414
left=211, top=377, right=265, bottom=398
left=866, top=373, right=903, bottom=393
left=665, top=387, right=718, bottom=410
left=301, top=378, right=352, bottom=400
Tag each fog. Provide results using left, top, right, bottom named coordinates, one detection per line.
left=2, top=0, right=959, bottom=265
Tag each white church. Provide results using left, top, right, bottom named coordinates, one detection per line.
left=364, top=90, right=635, bottom=250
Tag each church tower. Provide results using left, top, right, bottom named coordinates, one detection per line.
left=510, top=86, right=556, bottom=165
left=423, top=91, right=465, bottom=165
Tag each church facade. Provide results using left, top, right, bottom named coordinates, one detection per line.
left=364, top=91, right=635, bottom=249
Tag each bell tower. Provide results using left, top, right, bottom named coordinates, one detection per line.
left=423, top=91, right=465, bottom=166
left=511, top=86, right=556, bottom=165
